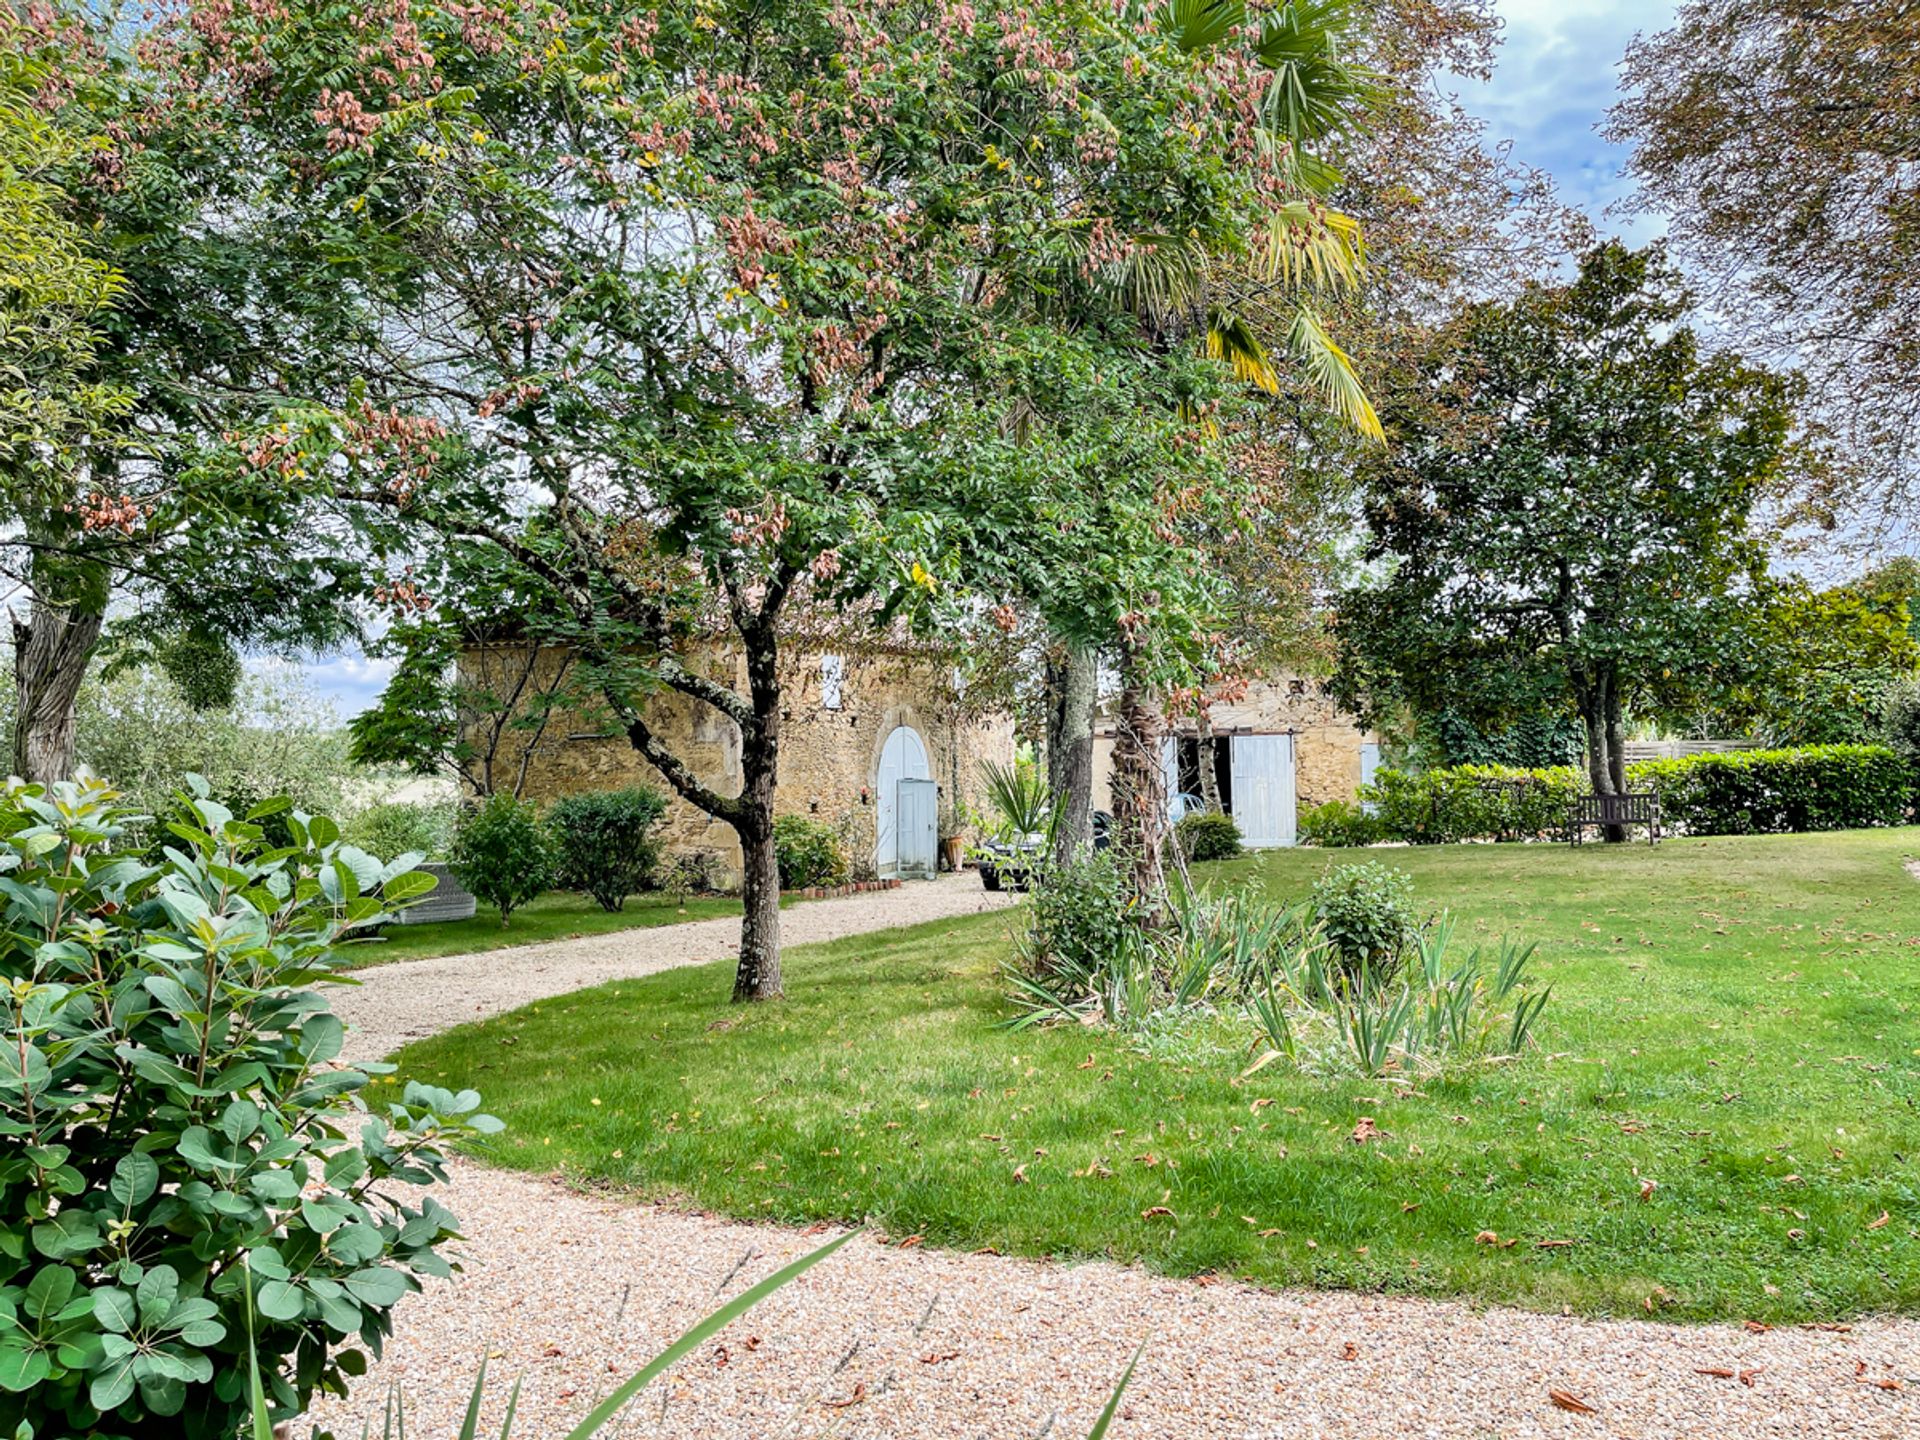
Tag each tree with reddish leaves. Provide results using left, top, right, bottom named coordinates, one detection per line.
left=154, top=0, right=1323, bottom=1000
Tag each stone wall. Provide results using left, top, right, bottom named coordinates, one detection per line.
left=1091, top=671, right=1373, bottom=830
left=472, top=645, right=1014, bottom=888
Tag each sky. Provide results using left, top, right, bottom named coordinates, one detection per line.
left=287, top=0, right=1685, bottom=720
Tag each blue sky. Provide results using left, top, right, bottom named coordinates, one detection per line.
left=1468, top=0, right=1675, bottom=242
left=290, top=0, right=1682, bottom=719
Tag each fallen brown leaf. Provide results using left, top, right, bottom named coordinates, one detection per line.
left=920, top=1351, right=960, bottom=1365
left=1475, top=1230, right=1501, bottom=1246
left=1010, top=1164, right=1027, bottom=1184
left=1639, top=1179, right=1658, bottom=1202
left=1695, top=1367, right=1736, bottom=1379
left=823, top=1382, right=868, bottom=1409
left=1742, top=1321, right=1771, bottom=1334
left=896, top=1235, right=924, bottom=1249
left=1536, top=1239, right=1578, bottom=1249
left=1548, top=1388, right=1598, bottom=1414
left=1400, top=1201, right=1422, bottom=1213
left=1342, top=1342, right=1359, bottom=1362
left=1867, top=1211, right=1891, bottom=1231
left=1141, top=1205, right=1176, bottom=1220
left=1739, top=1368, right=1762, bottom=1388
left=1350, top=1116, right=1382, bottom=1144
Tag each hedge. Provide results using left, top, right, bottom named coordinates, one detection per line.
left=1360, top=746, right=1913, bottom=843
left=1631, top=744, right=1910, bottom=835
left=1363, top=763, right=1584, bottom=844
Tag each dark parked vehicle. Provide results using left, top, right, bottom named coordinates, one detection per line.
left=979, top=810, right=1112, bottom=892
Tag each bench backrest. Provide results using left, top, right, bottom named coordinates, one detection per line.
left=1571, top=791, right=1659, bottom=824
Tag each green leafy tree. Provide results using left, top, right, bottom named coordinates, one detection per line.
left=449, top=793, right=556, bottom=926
left=172, top=0, right=1339, bottom=1000
left=1693, top=577, right=1919, bottom=745
left=1331, top=243, right=1813, bottom=830
left=2, top=5, right=371, bottom=782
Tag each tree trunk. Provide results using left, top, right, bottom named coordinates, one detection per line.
left=1108, top=640, right=1168, bottom=925
left=1575, top=668, right=1627, bottom=841
left=731, top=627, right=784, bottom=1002
left=1044, top=640, right=1096, bottom=865
left=732, top=802, right=782, bottom=1002
left=11, top=597, right=103, bottom=784
left=1195, top=710, right=1222, bottom=813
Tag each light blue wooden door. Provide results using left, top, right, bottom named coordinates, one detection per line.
left=896, top=777, right=938, bottom=880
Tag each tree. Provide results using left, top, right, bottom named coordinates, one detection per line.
left=1687, top=576, right=1919, bottom=746
left=1331, top=243, right=1811, bottom=830
left=1607, top=0, right=1920, bottom=539
left=183, top=0, right=1302, bottom=999
left=2, top=4, right=369, bottom=782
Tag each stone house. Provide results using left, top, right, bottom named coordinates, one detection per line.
left=1091, top=672, right=1379, bottom=847
left=477, top=643, right=1014, bottom=888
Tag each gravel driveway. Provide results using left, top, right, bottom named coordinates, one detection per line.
left=308, top=1165, right=1919, bottom=1439
left=332, top=873, right=1017, bottom=1063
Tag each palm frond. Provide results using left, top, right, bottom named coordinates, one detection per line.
left=1161, top=0, right=1246, bottom=53
left=1107, top=233, right=1211, bottom=326
left=1255, top=0, right=1377, bottom=144
left=1259, top=201, right=1365, bottom=293
left=1284, top=306, right=1383, bottom=442
left=1205, top=312, right=1280, bottom=394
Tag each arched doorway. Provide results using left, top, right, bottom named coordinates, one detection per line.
left=875, top=724, right=934, bottom=879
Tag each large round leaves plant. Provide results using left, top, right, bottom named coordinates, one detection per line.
left=0, top=774, right=494, bottom=1437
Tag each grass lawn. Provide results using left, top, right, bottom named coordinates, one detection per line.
left=393, top=829, right=1920, bottom=1321
left=339, top=889, right=742, bottom=968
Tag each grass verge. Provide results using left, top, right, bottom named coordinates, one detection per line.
left=340, top=889, right=741, bottom=968
left=393, top=829, right=1920, bottom=1321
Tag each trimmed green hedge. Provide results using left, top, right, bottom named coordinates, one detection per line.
left=1633, top=744, right=1910, bottom=835
left=1364, top=763, right=1583, bottom=844
left=1361, top=745, right=1913, bottom=842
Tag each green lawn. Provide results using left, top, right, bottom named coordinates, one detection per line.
left=393, top=830, right=1920, bottom=1321
left=339, top=889, right=742, bottom=967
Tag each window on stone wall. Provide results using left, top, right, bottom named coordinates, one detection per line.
left=820, top=654, right=845, bottom=710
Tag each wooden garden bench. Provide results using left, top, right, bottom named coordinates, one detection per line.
left=1567, top=791, right=1662, bottom=845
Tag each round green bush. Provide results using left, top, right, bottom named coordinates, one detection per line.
left=548, top=786, right=668, bottom=911
left=1310, top=860, right=1422, bottom=984
left=772, top=813, right=849, bottom=889
left=449, top=792, right=557, bottom=924
left=1175, top=810, right=1242, bottom=861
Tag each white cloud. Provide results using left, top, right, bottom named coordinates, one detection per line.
left=1468, top=0, right=1678, bottom=240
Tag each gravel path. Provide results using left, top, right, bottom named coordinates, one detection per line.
left=308, top=1165, right=1919, bottom=1439
left=332, top=874, right=1016, bottom=1063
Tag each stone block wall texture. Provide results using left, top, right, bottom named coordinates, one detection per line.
left=1091, top=672, right=1372, bottom=829
left=468, top=645, right=1014, bottom=888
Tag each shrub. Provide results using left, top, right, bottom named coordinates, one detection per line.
left=1364, top=764, right=1583, bottom=844
left=344, top=799, right=452, bottom=861
left=1175, top=809, right=1242, bottom=860
left=1631, top=744, right=1910, bottom=834
left=1298, top=799, right=1382, bottom=847
left=0, top=773, right=492, bottom=1437
left=658, top=849, right=722, bottom=899
left=548, top=787, right=668, bottom=911
left=1004, top=848, right=1147, bottom=1027
left=450, top=792, right=557, bottom=924
left=772, top=814, right=848, bottom=889
left=1310, top=861, right=1422, bottom=984
left=1249, top=913, right=1549, bottom=1079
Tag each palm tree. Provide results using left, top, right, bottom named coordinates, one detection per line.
left=1102, top=0, right=1383, bottom=916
